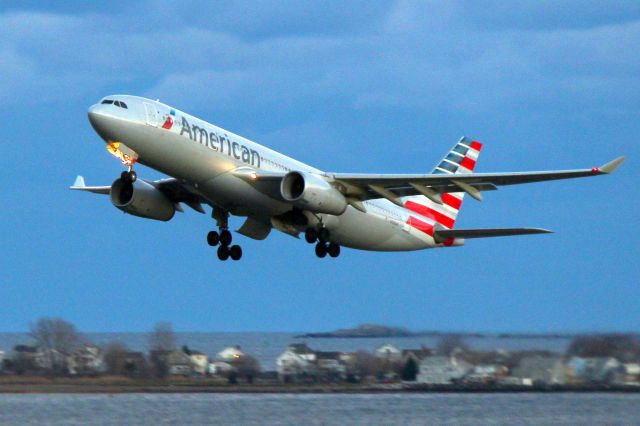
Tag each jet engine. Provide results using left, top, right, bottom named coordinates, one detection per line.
left=110, top=178, right=175, bottom=221
left=280, top=171, right=347, bottom=215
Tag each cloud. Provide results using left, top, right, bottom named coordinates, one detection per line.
left=0, top=1, right=638, bottom=119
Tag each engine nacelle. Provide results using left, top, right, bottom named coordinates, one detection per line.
left=280, top=171, right=347, bottom=215
left=110, top=178, right=175, bottom=221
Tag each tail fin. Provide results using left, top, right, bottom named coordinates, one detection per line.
left=403, top=136, right=482, bottom=230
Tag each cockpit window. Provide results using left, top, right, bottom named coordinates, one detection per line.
left=103, top=99, right=128, bottom=109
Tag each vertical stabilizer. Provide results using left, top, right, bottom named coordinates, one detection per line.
left=403, top=136, right=482, bottom=230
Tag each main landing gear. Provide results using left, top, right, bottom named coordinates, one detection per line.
left=207, top=229, right=242, bottom=261
left=305, top=227, right=341, bottom=259
left=207, top=209, right=242, bottom=261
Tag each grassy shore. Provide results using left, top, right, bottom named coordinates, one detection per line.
left=1, top=376, right=639, bottom=394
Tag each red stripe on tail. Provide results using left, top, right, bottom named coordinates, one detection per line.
left=407, top=216, right=434, bottom=236
left=405, top=201, right=455, bottom=228
left=441, top=193, right=462, bottom=210
left=459, top=157, right=476, bottom=171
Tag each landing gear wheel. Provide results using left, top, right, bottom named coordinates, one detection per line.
left=220, top=230, right=232, bottom=246
left=120, top=170, right=137, bottom=183
left=229, top=245, right=242, bottom=261
left=305, top=228, right=318, bottom=244
left=207, top=231, right=220, bottom=246
left=318, top=227, right=330, bottom=243
left=328, top=243, right=341, bottom=258
left=217, top=245, right=230, bottom=261
left=315, top=242, right=327, bottom=258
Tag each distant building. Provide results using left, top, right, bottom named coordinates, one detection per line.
left=375, top=344, right=402, bottom=361
left=463, top=364, right=509, bottom=384
left=416, top=356, right=473, bottom=384
left=512, top=356, right=567, bottom=385
left=0, top=350, right=5, bottom=370
left=277, top=344, right=317, bottom=382
left=217, top=346, right=245, bottom=362
left=69, top=345, right=105, bottom=375
left=167, top=350, right=193, bottom=376
left=189, top=351, right=209, bottom=375
left=567, top=357, right=621, bottom=383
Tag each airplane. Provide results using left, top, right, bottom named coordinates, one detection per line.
left=72, top=95, right=624, bottom=261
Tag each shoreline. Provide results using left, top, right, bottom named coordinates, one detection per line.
left=1, top=380, right=639, bottom=394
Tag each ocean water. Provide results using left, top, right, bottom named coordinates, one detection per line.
left=0, top=332, right=571, bottom=371
left=0, top=393, right=638, bottom=425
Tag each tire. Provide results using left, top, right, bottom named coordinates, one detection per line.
left=328, top=243, right=341, bottom=258
left=207, top=231, right=220, bottom=246
left=220, top=229, right=232, bottom=246
left=120, top=170, right=130, bottom=183
left=129, top=170, right=137, bottom=182
left=315, top=242, right=327, bottom=258
left=229, top=245, right=242, bottom=261
left=217, top=245, right=230, bottom=261
left=305, top=228, right=318, bottom=244
left=318, top=227, right=330, bottom=242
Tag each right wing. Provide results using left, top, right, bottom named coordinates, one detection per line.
left=69, top=175, right=207, bottom=213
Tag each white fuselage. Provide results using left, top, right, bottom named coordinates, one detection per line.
left=88, top=95, right=446, bottom=251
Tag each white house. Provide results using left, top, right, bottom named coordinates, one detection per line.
left=217, top=346, right=245, bottom=361
left=417, top=356, right=473, bottom=384
left=188, top=351, right=209, bottom=375
left=276, top=344, right=317, bottom=382
left=375, top=344, right=401, bottom=361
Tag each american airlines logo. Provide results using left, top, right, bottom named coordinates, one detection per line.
left=178, top=116, right=261, bottom=168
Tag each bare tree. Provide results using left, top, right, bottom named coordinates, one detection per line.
left=436, top=334, right=469, bottom=356
left=236, top=355, right=261, bottom=384
left=148, top=322, right=176, bottom=378
left=149, top=322, right=176, bottom=352
left=29, top=317, right=82, bottom=374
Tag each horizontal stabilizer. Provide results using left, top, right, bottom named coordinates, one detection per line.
left=434, top=227, right=553, bottom=241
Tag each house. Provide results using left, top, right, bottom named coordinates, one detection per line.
left=167, top=350, right=193, bottom=376
left=70, top=345, right=105, bottom=375
left=567, top=357, right=621, bottom=383
left=217, top=346, right=245, bottom=362
left=613, top=363, right=640, bottom=385
left=416, top=356, right=473, bottom=384
left=189, top=351, right=209, bottom=375
left=0, top=350, right=4, bottom=370
left=512, top=356, right=567, bottom=385
left=276, top=343, right=317, bottom=382
left=463, top=364, right=509, bottom=384
left=315, top=351, right=352, bottom=381
left=375, top=344, right=402, bottom=361
left=208, top=360, right=234, bottom=375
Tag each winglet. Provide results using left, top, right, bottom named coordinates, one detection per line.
left=599, top=156, right=625, bottom=174
left=72, top=175, right=86, bottom=188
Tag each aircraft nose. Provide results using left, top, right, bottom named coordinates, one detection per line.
left=87, top=103, right=113, bottom=138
